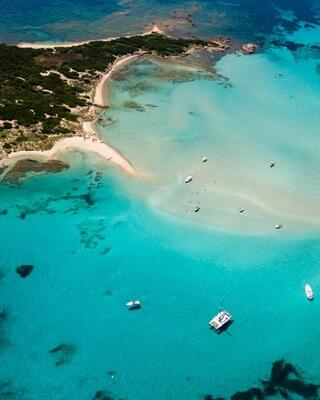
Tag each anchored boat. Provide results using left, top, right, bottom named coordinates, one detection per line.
left=184, top=175, right=193, bottom=183
left=209, top=310, right=232, bottom=331
left=126, top=300, right=141, bottom=310
left=305, top=284, right=314, bottom=300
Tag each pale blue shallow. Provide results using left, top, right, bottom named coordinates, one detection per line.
left=0, top=152, right=320, bottom=399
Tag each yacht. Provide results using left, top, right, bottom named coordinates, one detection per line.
left=184, top=175, right=193, bottom=183
left=305, top=284, right=314, bottom=300
left=126, top=300, right=141, bottom=310
left=209, top=310, right=232, bottom=331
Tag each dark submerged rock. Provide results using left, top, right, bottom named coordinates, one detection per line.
left=16, top=265, right=34, bottom=278
left=92, top=391, right=114, bottom=400
left=209, top=359, right=319, bottom=400
left=230, top=388, right=264, bottom=400
left=49, top=343, right=77, bottom=366
left=0, top=381, right=18, bottom=398
left=80, top=193, right=94, bottom=206
left=3, top=159, right=68, bottom=183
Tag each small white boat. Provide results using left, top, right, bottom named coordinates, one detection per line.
left=239, top=208, right=245, bottom=213
left=209, top=310, right=232, bottom=331
left=275, top=224, right=283, bottom=230
left=202, top=157, right=208, bottom=163
left=194, top=206, right=200, bottom=213
left=184, top=175, right=193, bottom=183
left=126, top=300, right=141, bottom=310
left=270, top=162, right=275, bottom=168
left=305, top=284, right=313, bottom=300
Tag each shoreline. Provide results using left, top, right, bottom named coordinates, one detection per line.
left=3, top=27, right=202, bottom=178
left=5, top=121, right=139, bottom=177
left=5, top=34, right=153, bottom=176
left=17, top=25, right=164, bottom=49
left=3, top=27, right=167, bottom=177
left=94, top=53, right=141, bottom=107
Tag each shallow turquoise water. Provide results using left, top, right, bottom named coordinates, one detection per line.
left=96, top=33, right=320, bottom=234
left=1, top=152, right=320, bottom=399
left=1, top=10, right=320, bottom=400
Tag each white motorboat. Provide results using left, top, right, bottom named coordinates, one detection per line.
left=305, top=284, right=314, bottom=300
left=270, top=162, right=275, bottom=168
left=194, top=206, right=200, bottom=213
left=184, top=175, right=193, bottom=183
left=126, top=300, right=141, bottom=310
left=275, top=224, right=283, bottom=230
left=239, top=208, right=245, bottom=213
left=209, top=310, right=232, bottom=331
left=202, top=157, right=208, bottom=163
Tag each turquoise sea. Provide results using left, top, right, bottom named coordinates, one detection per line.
left=1, top=1, right=320, bottom=399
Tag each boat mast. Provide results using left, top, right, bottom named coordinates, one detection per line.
left=219, top=297, right=224, bottom=310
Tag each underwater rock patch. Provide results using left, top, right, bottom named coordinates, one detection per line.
left=100, top=247, right=111, bottom=256
left=123, top=100, right=145, bottom=112
left=0, top=309, right=10, bottom=349
left=77, top=219, right=107, bottom=251
left=92, top=390, right=114, bottom=400
left=0, top=381, right=18, bottom=398
left=49, top=343, right=77, bottom=367
left=208, top=359, right=319, bottom=400
left=16, top=265, right=34, bottom=278
left=0, top=210, right=7, bottom=216
left=3, top=159, right=68, bottom=183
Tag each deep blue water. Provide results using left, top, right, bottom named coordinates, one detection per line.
left=0, top=0, right=319, bottom=43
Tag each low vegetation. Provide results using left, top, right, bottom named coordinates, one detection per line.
left=0, top=34, right=209, bottom=154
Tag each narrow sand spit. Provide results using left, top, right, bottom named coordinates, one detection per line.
left=6, top=121, right=138, bottom=177
left=6, top=37, right=149, bottom=177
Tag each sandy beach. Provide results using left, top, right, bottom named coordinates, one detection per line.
left=6, top=121, right=138, bottom=177
left=5, top=26, right=166, bottom=177
left=17, top=25, right=164, bottom=49
left=94, top=54, right=140, bottom=107
left=6, top=32, right=151, bottom=177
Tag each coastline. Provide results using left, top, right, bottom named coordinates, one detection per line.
left=2, top=28, right=216, bottom=178
left=2, top=27, right=171, bottom=177
left=94, top=54, right=141, bottom=107
left=17, top=25, right=164, bottom=49
left=5, top=122, right=138, bottom=177
left=3, top=37, right=150, bottom=176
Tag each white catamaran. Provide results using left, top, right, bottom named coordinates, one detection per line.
left=209, top=299, right=232, bottom=331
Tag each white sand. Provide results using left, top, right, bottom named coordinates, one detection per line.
left=6, top=121, right=138, bottom=177
left=94, top=54, right=140, bottom=107
left=7, top=26, right=168, bottom=178
left=17, top=25, right=164, bottom=49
